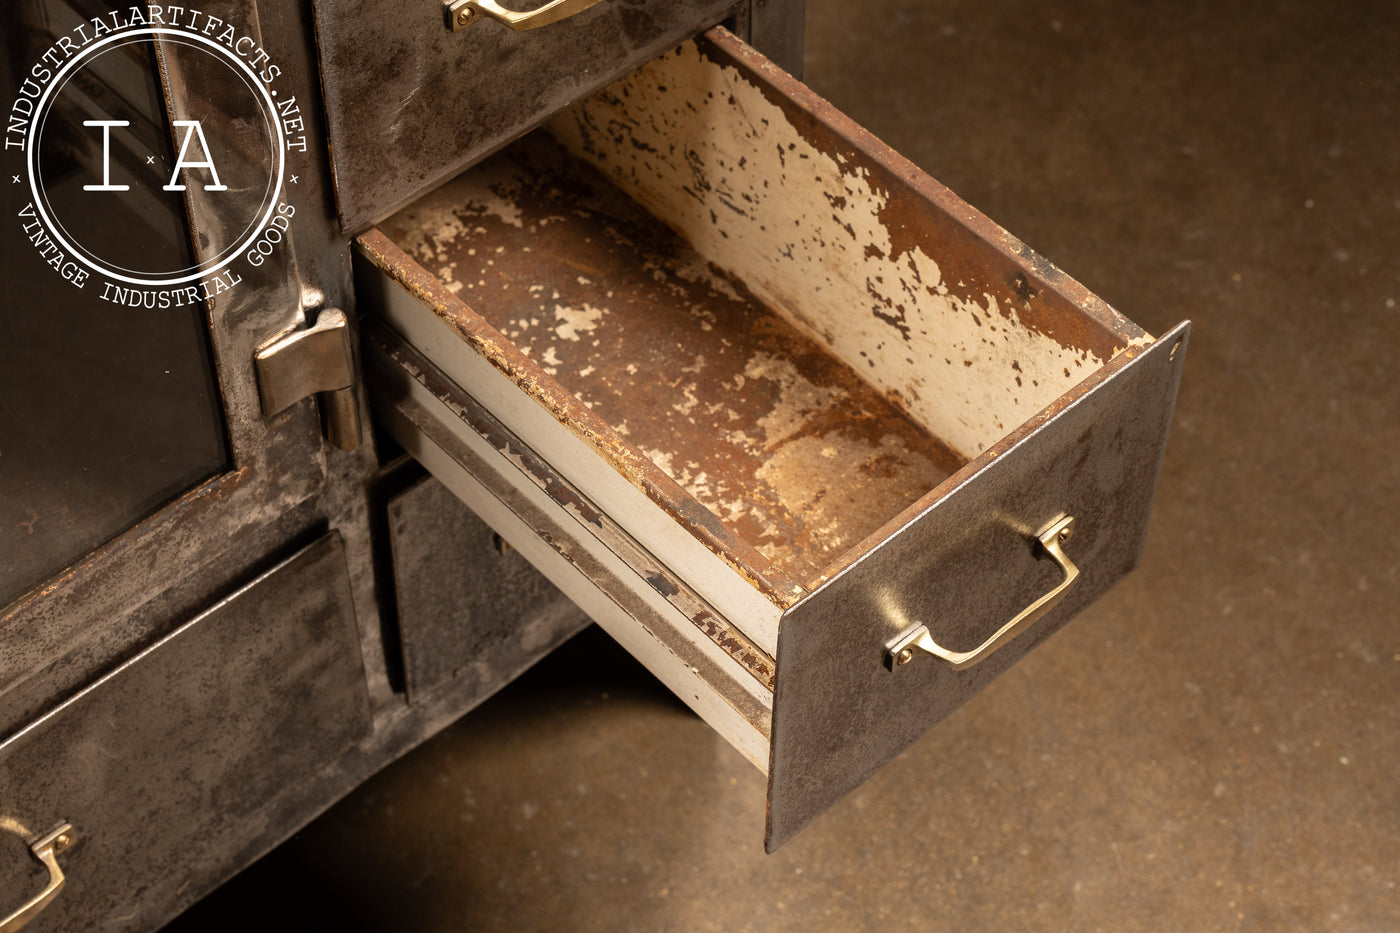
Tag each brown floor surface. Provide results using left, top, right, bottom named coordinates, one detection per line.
left=169, top=1, right=1399, bottom=930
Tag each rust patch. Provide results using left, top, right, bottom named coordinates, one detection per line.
left=376, top=133, right=963, bottom=588
left=646, top=573, right=681, bottom=598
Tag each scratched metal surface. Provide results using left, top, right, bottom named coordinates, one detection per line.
left=0, top=534, right=371, bottom=931
left=0, top=0, right=330, bottom=749
left=389, top=466, right=614, bottom=703
left=765, top=323, right=1188, bottom=850
left=378, top=132, right=964, bottom=588
left=311, top=0, right=735, bottom=232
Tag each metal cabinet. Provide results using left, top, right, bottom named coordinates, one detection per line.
left=1, top=0, right=1184, bottom=925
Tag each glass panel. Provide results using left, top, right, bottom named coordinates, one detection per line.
left=1, top=0, right=230, bottom=608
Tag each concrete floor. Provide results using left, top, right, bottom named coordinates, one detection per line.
left=171, top=1, right=1399, bottom=929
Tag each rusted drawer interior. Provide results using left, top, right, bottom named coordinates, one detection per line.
left=356, top=27, right=1187, bottom=848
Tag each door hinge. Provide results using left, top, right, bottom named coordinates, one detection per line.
left=254, top=307, right=362, bottom=451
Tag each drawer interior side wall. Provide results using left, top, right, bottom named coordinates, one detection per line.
left=548, top=31, right=1150, bottom=460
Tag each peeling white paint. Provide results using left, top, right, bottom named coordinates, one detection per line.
left=549, top=40, right=1121, bottom=458
left=673, top=383, right=700, bottom=417
left=553, top=302, right=606, bottom=341
left=380, top=169, right=524, bottom=269
left=743, top=353, right=846, bottom=447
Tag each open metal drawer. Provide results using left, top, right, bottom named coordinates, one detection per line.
left=354, top=27, right=1188, bottom=850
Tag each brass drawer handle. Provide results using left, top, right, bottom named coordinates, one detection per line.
left=1, top=823, right=74, bottom=933
left=887, top=515, right=1079, bottom=671
left=445, top=0, right=604, bottom=31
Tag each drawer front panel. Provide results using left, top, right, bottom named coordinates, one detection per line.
left=0, top=534, right=371, bottom=931
left=312, top=0, right=735, bottom=231
left=766, top=324, right=1188, bottom=849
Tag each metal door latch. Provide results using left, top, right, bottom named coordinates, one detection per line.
left=254, top=307, right=362, bottom=451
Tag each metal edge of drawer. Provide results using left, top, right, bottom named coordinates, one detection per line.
left=363, top=319, right=774, bottom=770
left=765, top=322, right=1190, bottom=850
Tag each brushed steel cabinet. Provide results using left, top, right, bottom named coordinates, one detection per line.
left=3, top=0, right=1187, bottom=923
left=4, top=2, right=779, bottom=926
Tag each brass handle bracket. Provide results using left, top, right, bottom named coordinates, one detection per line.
left=445, top=0, right=605, bottom=31
left=1, top=823, right=75, bottom=933
left=886, top=515, right=1080, bottom=672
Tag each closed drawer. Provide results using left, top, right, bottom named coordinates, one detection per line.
left=355, top=28, right=1188, bottom=849
left=0, top=534, right=371, bottom=930
left=387, top=473, right=589, bottom=703
left=312, top=0, right=736, bottom=231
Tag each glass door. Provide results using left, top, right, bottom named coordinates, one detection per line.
left=1, top=0, right=229, bottom=607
